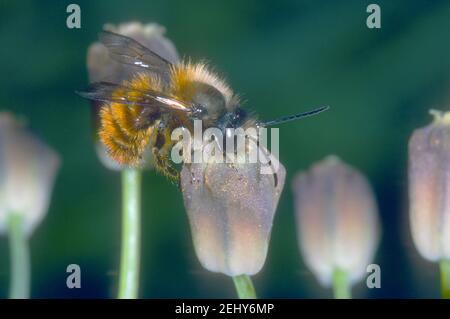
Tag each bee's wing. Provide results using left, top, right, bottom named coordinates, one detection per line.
left=99, top=31, right=172, bottom=78
left=76, top=82, right=192, bottom=112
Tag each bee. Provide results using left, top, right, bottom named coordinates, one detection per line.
left=78, top=31, right=328, bottom=182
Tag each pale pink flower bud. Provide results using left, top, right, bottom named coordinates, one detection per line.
left=408, top=110, right=450, bottom=261
left=293, top=156, right=380, bottom=287
left=181, top=159, right=285, bottom=276
left=0, top=113, right=60, bottom=236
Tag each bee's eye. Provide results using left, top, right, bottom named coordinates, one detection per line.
left=233, top=108, right=246, bottom=121
left=192, top=104, right=208, bottom=119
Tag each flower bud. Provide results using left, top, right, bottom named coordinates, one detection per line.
left=292, top=156, right=380, bottom=287
left=180, top=158, right=285, bottom=277
left=0, top=113, right=60, bottom=236
left=86, top=22, right=179, bottom=170
left=408, top=110, right=450, bottom=261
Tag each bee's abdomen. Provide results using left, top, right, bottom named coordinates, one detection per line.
left=99, top=103, right=153, bottom=166
left=98, top=73, right=163, bottom=166
left=99, top=73, right=166, bottom=166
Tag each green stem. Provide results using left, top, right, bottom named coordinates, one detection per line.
left=118, top=168, right=142, bottom=299
left=233, top=275, right=257, bottom=299
left=332, top=268, right=351, bottom=299
left=440, top=260, right=450, bottom=299
left=8, top=213, right=30, bottom=299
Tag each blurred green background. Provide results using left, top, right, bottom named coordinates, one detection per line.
left=0, top=0, right=450, bottom=298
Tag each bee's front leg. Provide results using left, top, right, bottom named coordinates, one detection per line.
left=151, top=119, right=180, bottom=184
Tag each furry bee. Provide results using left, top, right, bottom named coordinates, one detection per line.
left=78, top=31, right=328, bottom=181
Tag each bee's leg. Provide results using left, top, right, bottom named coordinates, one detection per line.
left=152, top=147, right=180, bottom=183
left=151, top=120, right=180, bottom=184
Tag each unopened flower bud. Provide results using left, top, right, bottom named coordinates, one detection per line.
left=292, top=156, right=380, bottom=287
left=180, top=158, right=285, bottom=276
left=408, top=110, right=450, bottom=261
left=0, top=113, right=60, bottom=236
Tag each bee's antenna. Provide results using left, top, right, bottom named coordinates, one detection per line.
left=260, top=105, right=330, bottom=127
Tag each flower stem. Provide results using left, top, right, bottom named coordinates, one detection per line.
left=233, top=275, right=257, bottom=299
left=118, top=168, right=142, bottom=299
left=440, top=260, right=450, bottom=299
left=332, top=268, right=351, bottom=299
left=8, top=213, right=30, bottom=299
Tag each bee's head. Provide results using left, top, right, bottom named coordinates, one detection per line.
left=216, top=106, right=248, bottom=132
left=190, top=82, right=228, bottom=127
left=189, top=81, right=248, bottom=133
